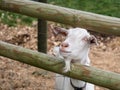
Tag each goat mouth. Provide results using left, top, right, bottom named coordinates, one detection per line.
left=59, top=49, right=71, bottom=53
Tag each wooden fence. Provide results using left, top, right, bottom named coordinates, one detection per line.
left=0, top=0, right=120, bottom=89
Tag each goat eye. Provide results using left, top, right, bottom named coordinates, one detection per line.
left=82, top=36, right=88, bottom=41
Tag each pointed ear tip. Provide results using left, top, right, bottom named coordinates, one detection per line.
left=50, top=24, right=54, bottom=28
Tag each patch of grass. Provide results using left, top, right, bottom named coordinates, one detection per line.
left=48, top=0, right=120, bottom=18
left=0, top=10, right=36, bottom=26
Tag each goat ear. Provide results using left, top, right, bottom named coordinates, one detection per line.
left=50, top=25, right=68, bottom=36
left=89, top=35, right=98, bottom=45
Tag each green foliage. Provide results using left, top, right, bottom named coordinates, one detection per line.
left=0, top=10, right=35, bottom=26
left=48, top=0, right=120, bottom=18
left=0, top=0, right=119, bottom=26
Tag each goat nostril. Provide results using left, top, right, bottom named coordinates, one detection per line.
left=65, top=43, right=69, bottom=47
left=61, top=43, right=69, bottom=47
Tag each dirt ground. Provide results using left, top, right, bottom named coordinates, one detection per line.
left=0, top=22, right=120, bottom=90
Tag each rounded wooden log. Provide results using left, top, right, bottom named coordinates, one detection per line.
left=0, top=41, right=120, bottom=89
left=0, top=0, right=120, bottom=35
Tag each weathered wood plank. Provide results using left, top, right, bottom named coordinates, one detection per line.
left=0, top=0, right=120, bottom=35
left=0, top=41, right=120, bottom=89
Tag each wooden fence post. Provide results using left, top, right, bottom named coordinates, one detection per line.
left=33, top=0, right=47, bottom=53
left=37, top=0, right=47, bottom=53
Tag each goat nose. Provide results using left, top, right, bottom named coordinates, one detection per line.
left=61, top=42, right=69, bottom=48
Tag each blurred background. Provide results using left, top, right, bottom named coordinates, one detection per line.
left=0, top=0, right=120, bottom=90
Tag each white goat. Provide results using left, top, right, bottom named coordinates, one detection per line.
left=52, top=27, right=97, bottom=90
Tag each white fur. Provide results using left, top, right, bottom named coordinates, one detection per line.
left=53, top=28, right=95, bottom=90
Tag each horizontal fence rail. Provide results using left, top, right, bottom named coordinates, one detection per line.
left=0, top=41, right=120, bottom=90
left=0, top=0, right=120, bottom=89
left=0, top=0, right=120, bottom=35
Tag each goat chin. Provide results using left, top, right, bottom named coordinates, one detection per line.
left=53, top=46, right=94, bottom=90
left=53, top=27, right=95, bottom=90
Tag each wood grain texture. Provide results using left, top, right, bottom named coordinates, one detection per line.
left=0, top=0, right=120, bottom=35
left=0, top=41, right=120, bottom=89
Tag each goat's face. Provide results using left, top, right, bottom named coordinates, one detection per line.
left=52, top=27, right=97, bottom=59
